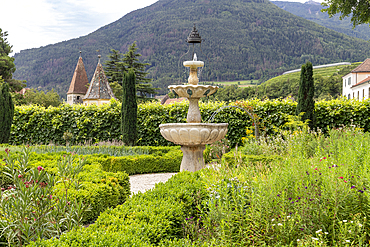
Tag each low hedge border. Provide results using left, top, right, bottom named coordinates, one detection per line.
left=27, top=171, right=208, bottom=247
left=89, top=149, right=182, bottom=175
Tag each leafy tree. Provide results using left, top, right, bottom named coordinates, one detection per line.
left=21, top=88, right=61, bottom=107
left=295, top=62, right=315, bottom=129
left=121, top=70, right=137, bottom=146
left=322, top=0, right=370, bottom=27
left=104, top=42, right=157, bottom=100
left=110, top=81, right=123, bottom=102
left=122, top=42, right=156, bottom=99
left=104, top=49, right=124, bottom=84
left=0, top=78, right=14, bottom=143
left=0, top=28, right=16, bottom=81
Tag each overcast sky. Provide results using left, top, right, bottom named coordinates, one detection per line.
left=1, top=0, right=324, bottom=55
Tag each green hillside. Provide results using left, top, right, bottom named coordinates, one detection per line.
left=272, top=1, right=370, bottom=41
left=210, top=62, right=360, bottom=101
left=12, top=0, right=370, bottom=97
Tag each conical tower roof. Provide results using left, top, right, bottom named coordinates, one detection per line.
left=83, top=56, right=116, bottom=100
left=67, top=54, right=89, bottom=94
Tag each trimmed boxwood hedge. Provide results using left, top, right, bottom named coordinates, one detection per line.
left=27, top=171, right=208, bottom=247
left=89, top=149, right=182, bottom=175
left=9, top=98, right=370, bottom=148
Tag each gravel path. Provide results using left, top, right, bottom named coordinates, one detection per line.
left=129, top=172, right=177, bottom=195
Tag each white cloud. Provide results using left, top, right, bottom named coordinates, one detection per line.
left=2, top=0, right=158, bottom=55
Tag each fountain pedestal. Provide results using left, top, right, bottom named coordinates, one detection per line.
left=181, top=145, right=205, bottom=172
left=159, top=60, right=228, bottom=172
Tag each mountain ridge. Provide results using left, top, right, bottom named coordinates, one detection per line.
left=12, top=0, right=370, bottom=96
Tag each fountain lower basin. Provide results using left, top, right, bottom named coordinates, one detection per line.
left=159, top=123, right=228, bottom=172
left=159, top=123, right=228, bottom=145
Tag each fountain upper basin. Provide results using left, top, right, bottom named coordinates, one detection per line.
left=159, top=123, right=228, bottom=146
left=183, top=61, right=204, bottom=67
left=169, top=85, right=218, bottom=98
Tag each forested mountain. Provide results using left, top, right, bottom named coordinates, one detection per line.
left=272, top=1, right=370, bottom=41
left=12, top=0, right=370, bottom=97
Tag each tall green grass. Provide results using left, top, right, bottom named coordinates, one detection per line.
left=187, top=126, right=370, bottom=246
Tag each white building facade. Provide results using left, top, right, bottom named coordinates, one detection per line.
left=343, top=59, right=370, bottom=101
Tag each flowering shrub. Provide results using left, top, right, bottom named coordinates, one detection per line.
left=0, top=147, right=90, bottom=246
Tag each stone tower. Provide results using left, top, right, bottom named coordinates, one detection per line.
left=83, top=55, right=117, bottom=106
left=67, top=51, right=89, bottom=105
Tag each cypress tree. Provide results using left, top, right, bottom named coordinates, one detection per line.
left=0, top=81, right=14, bottom=143
left=295, top=61, right=315, bottom=129
left=121, top=70, right=137, bottom=146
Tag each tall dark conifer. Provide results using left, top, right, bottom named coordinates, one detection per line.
left=296, top=61, right=315, bottom=128
left=121, top=70, right=137, bottom=146
left=0, top=80, right=14, bottom=143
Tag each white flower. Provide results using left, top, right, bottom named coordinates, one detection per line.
left=350, top=221, right=353, bottom=223
left=287, top=216, right=290, bottom=219
left=297, top=239, right=300, bottom=242
left=278, top=223, right=283, bottom=226
left=272, top=224, right=275, bottom=226
left=272, top=218, right=275, bottom=222
left=343, top=220, right=347, bottom=223
left=348, top=230, right=351, bottom=233
left=312, top=237, right=319, bottom=241
left=358, top=223, right=363, bottom=227
left=324, top=232, right=328, bottom=234
left=316, top=229, right=322, bottom=234
left=345, top=240, right=350, bottom=243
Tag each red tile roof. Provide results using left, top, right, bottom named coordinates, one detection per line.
left=352, top=58, right=370, bottom=73
left=67, top=56, right=89, bottom=94
left=351, top=76, right=370, bottom=88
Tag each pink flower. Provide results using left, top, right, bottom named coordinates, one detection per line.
left=344, top=180, right=347, bottom=183
left=18, top=174, right=22, bottom=178
left=339, top=177, right=344, bottom=179
left=323, top=157, right=326, bottom=159
left=37, top=166, right=44, bottom=171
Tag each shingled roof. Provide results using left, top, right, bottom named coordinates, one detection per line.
left=351, top=76, right=370, bottom=88
left=67, top=55, right=89, bottom=95
left=83, top=56, right=117, bottom=100
left=352, top=58, right=370, bottom=73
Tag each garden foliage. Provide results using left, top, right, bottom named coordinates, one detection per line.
left=0, top=149, right=130, bottom=224
left=27, top=172, right=208, bottom=247
left=8, top=98, right=370, bottom=147
left=27, top=126, right=370, bottom=246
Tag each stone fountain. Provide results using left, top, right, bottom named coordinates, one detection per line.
left=159, top=25, right=228, bottom=172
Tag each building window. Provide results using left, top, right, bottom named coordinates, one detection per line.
left=348, top=94, right=350, bottom=99
left=348, top=77, right=351, bottom=85
left=363, top=89, right=365, bottom=99
left=77, top=96, right=80, bottom=100
left=358, top=91, right=360, bottom=99
left=353, top=92, right=355, bottom=99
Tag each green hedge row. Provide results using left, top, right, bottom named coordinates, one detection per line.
left=27, top=172, right=208, bottom=247
left=90, top=149, right=182, bottom=175
left=0, top=151, right=130, bottom=224
left=9, top=98, right=370, bottom=147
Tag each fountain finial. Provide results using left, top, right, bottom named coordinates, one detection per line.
left=187, top=24, right=202, bottom=44
left=193, top=53, right=197, bottom=61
